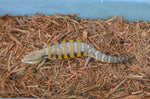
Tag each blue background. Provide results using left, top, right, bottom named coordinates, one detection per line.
left=0, top=0, right=150, bottom=21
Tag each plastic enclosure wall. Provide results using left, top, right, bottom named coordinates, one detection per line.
left=0, top=0, right=150, bottom=21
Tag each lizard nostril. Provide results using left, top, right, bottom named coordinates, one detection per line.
left=21, top=59, right=24, bottom=62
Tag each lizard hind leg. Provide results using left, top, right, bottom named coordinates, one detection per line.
left=84, top=56, right=92, bottom=67
left=83, top=44, right=95, bottom=67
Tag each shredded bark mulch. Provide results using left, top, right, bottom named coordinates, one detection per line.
left=0, top=14, right=150, bottom=98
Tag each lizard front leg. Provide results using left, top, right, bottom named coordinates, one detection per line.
left=36, top=59, right=46, bottom=70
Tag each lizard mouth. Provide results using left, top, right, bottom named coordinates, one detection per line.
left=21, top=58, right=42, bottom=64
left=21, top=58, right=30, bottom=64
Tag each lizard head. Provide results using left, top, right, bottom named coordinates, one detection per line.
left=21, top=50, right=44, bottom=64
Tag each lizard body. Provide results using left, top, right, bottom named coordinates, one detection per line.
left=22, top=40, right=134, bottom=70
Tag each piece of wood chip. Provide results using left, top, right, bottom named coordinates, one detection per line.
left=7, top=31, right=22, bottom=46
left=82, top=29, right=88, bottom=40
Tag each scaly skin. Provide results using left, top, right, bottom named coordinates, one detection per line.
left=22, top=40, right=134, bottom=70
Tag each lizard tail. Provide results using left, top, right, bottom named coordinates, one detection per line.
left=92, top=51, right=134, bottom=63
